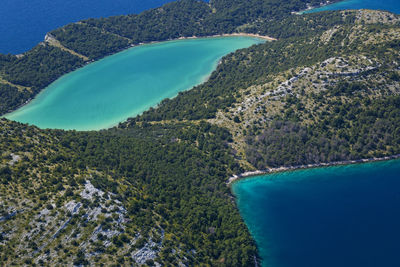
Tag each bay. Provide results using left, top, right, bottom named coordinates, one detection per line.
left=232, top=159, right=400, bottom=267
left=302, top=0, right=400, bottom=14
left=5, top=36, right=264, bottom=130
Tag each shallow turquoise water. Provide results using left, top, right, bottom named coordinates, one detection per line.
left=302, top=0, right=400, bottom=14
left=5, top=37, right=263, bottom=130
left=233, top=159, right=400, bottom=267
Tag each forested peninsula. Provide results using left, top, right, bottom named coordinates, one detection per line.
left=0, top=0, right=336, bottom=115
left=1, top=0, right=400, bottom=266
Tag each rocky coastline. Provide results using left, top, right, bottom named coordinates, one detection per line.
left=228, top=154, right=400, bottom=184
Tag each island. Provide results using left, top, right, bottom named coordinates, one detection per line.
left=0, top=0, right=399, bottom=266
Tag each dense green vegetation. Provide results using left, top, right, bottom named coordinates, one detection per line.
left=0, top=45, right=84, bottom=113
left=0, top=119, right=255, bottom=265
left=245, top=96, right=400, bottom=168
left=259, top=10, right=356, bottom=38
left=50, top=24, right=130, bottom=59
left=3, top=44, right=84, bottom=89
left=128, top=9, right=400, bottom=172
left=0, top=0, right=399, bottom=265
left=130, top=12, right=400, bottom=124
left=67, top=0, right=331, bottom=44
left=0, top=84, right=30, bottom=114
left=64, top=123, right=254, bottom=265
left=82, top=0, right=213, bottom=42
left=129, top=12, right=357, bottom=122
left=0, top=0, right=338, bottom=115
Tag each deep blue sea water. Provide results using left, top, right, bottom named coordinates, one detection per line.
left=303, top=0, right=400, bottom=14
left=0, top=0, right=177, bottom=54
left=2, top=0, right=398, bottom=54
left=233, top=159, right=400, bottom=267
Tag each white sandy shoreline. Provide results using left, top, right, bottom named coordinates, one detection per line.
left=4, top=32, right=275, bottom=119
left=134, top=32, right=276, bottom=47
left=178, top=33, right=277, bottom=41
left=227, top=154, right=400, bottom=185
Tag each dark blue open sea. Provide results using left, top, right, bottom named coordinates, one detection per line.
left=1, top=0, right=398, bottom=54
left=0, top=0, right=176, bottom=54
left=233, top=159, right=400, bottom=267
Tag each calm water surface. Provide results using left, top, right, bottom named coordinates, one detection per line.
left=303, top=0, right=400, bottom=14
left=0, top=0, right=177, bottom=54
left=233, top=159, right=400, bottom=267
left=5, top=37, right=263, bottom=130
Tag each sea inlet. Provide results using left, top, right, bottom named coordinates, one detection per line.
left=232, top=159, right=400, bottom=267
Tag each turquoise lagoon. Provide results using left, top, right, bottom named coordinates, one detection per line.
left=233, top=159, right=400, bottom=267
left=5, top=36, right=263, bottom=130
left=302, top=0, right=400, bottom=14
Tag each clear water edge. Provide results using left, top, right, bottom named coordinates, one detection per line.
left=3, top=1, right=400, bottom=266
left=5, top=36, right=264, bottom=131
left=301, top=0, right=400, bottom=14
left=234, top=1, right=400, bottom=265
left=232, top=159, right=400, bottom=267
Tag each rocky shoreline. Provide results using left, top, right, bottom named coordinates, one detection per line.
left=294, top=0, right=340, bottom=14
left=228, top=154, right=400, bottom=184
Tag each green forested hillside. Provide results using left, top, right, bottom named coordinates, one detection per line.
left=0, top=0, right=337, bottom=115
left=245, top=96, right=400, bottom=168
left=0, top=44, right=84, bottom=114
left=0, top=119, right=255, bottom=266
left=1, top=1, right=400, bottom=266
left=132, top=10, right=400, bottom=171
left=131, top=10, right=399, bottom=123
left=0, top=84, right=30, bottom=115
